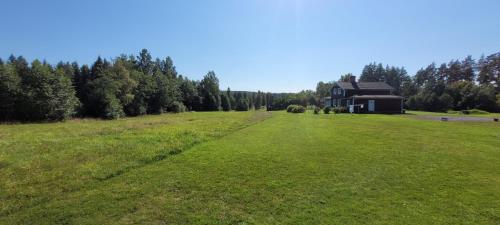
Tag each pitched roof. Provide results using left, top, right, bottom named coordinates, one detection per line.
left=337, top=81, right=394, bottom=90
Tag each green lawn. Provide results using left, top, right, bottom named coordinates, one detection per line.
left=1, top=111, right=499, bottom=224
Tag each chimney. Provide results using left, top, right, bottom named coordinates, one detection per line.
left=349, top=75, right=356, bottom=83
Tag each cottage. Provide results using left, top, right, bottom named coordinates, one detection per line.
left=331, top=76, right=404, bottom=114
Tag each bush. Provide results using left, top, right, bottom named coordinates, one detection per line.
left=102, top=96, right=125, bottom=119
left=286, top=104, right=306, bottom=113
left=313, top=107, right=321, bottom=114
left=170, top=101, right=187, bottom=113
left=332, top=107, right=339, bottom=114
left=323, top=106, right=331, bottom=114
left=332, top=106, right=347, bottom=114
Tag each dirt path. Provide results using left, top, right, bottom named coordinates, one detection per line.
left=415, top=115, right=498, bottom=122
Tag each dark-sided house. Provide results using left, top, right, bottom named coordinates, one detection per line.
left=331, top=76, right=404, bottom=114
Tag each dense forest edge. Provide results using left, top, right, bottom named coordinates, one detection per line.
left=1, top=49, right=499, bottom=122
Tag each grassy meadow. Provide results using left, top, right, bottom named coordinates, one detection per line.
left=0, top=111, right=499, bottom=224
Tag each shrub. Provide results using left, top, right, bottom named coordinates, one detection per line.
left=313, top=107, right=321, bottom=114
left=102, top=96, right=125, bottom=119
left=332, top=107, right=339, bottom=114
left=332, top=106, right=347, bottom=114
left=286, top=104, right=306, bottom=113
left=293, top=105, right=306, bottom=113
left=170, top=101, right=187, bottom=113
left=323, top=106, right=331, bottom=114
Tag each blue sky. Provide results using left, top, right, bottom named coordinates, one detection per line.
left=1, top=0, right=499, bottom=92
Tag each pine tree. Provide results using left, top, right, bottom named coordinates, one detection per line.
left=221, top=93, right=231, bottom=111
left=461, top=55, right=475, bottom=82
left=91, top=56, right=105, bottom=79
left=199, top=71, right=221, bottom=111
left=255, top=91, right=262, bottom=109
left=447, top=60, right=462, bottom=83
left=137, top=49, right=154, bottom=75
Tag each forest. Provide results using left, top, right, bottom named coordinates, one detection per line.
left=1, top=50, right=499, bottom=122
left=0, top=49, right=270, bottom=121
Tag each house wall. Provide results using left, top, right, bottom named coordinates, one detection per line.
left=323, top=97, right=332, bottom=107
left=331, top=85, right=345, bottom=107
left=353, top=98, right=402, bottom=113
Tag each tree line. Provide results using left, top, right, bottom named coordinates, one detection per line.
left=315, top=53, right=500, bottom=112
left=0, top=49, right=269, bottom=122
left=2, top=50, right=499, bottom=122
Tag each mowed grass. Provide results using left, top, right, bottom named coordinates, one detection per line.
left=1, top=111, right=499, bottom=224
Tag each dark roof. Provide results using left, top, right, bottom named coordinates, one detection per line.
left=336, top=82, right=394, bottom=90
left=352, top=95, right=403, bottom=99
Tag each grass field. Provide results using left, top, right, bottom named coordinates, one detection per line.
left=1, top=111, right=499, bottom=224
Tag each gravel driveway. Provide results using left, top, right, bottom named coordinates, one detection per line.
left=415, top=115, right=498, bottom=122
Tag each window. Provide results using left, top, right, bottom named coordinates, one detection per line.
left=333, top=88, right=337, bottom=95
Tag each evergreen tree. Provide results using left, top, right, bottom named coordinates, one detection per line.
left=91, top=56, right=106, bottom=79
left=226, top=88, right=235, bottom=110
left=198, top=71, right=221, bottom=111
left=461, top=55, right=475, bottom=82
left=235, top=95, right=249, bottom=111
left=477, top=53, right=500, bottom=91
left=339, top=73, right=353, bottom=82
left=359, top=63, right=386, bottom=82
left=255, top=91, right=263, bottom=109
left=178, top=76, right=199, bottom=111
left=137, top=49, right=154, bottom=75
left=359, top=63, right=377, bottom=81
left=161, top=57, right=178, bottom=79
left=8, top=55, right=29, bottom=76
left=447, top=60, right=462, bottom=83
left=221, top=93, right=231, bottom=111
